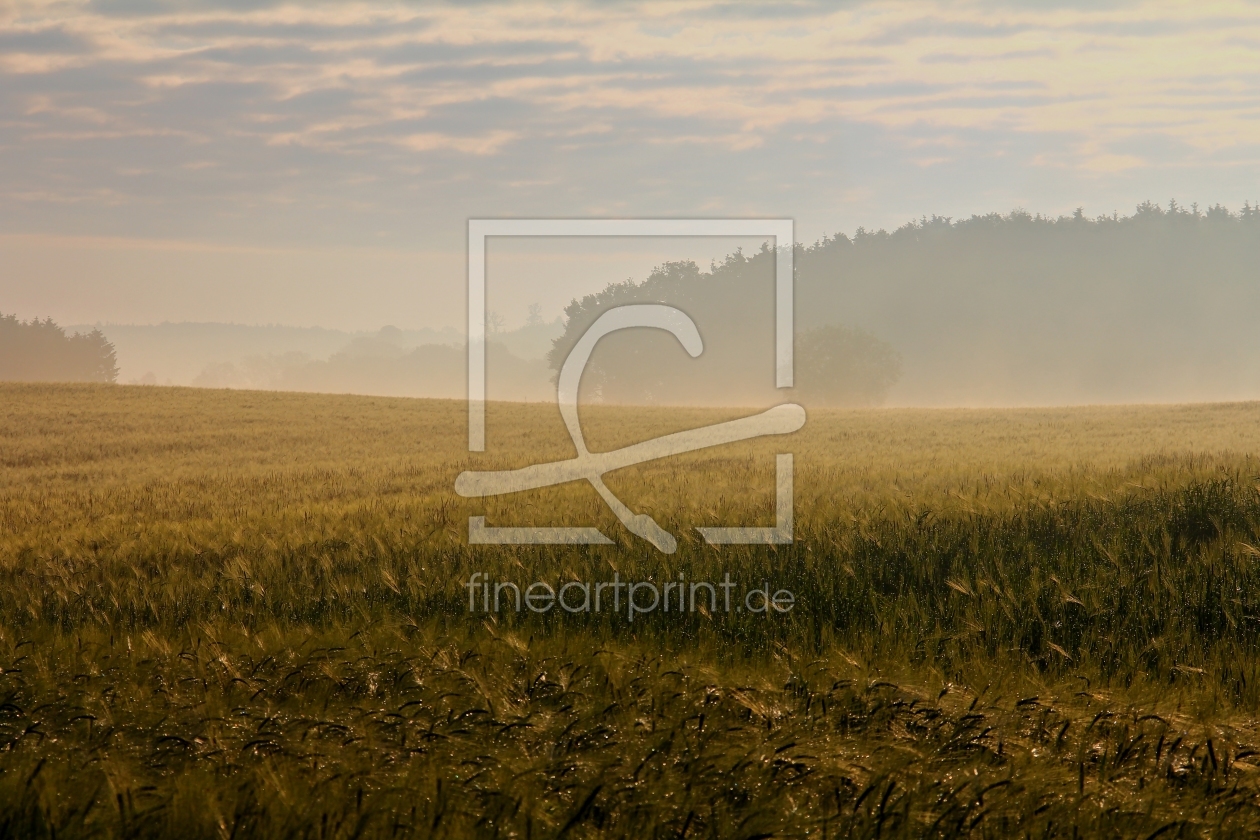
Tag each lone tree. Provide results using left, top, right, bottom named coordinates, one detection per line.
left=0, top=315, right=119, bottom=383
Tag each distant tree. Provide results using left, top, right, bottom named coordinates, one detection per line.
left=794, top=325, right=901, bottom=406
left=547, top=251, right=904, bottom=406
left=0, top=314, right=119, bottom=383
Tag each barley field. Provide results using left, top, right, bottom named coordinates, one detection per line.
left=5, top=383, right=1260, bottom=837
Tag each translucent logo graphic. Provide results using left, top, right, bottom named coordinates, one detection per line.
left=456, top=219, right=801, bottom=554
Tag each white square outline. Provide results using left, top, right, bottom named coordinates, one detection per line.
left=466, top=218, right=794, bottom=451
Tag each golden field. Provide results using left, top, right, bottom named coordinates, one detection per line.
left=5, top=383, right=1260, bottom=837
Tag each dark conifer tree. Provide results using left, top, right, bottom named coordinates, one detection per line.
left=0, top=315, right=119, bottom=383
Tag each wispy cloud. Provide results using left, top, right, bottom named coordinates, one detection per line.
left=1, top=0, right=1258, bottom=248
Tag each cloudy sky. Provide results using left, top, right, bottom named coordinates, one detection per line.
left=3, top=0, right=1259, bottom=329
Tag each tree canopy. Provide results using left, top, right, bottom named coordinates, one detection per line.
left=550, top=201, right=1260, bottom=406
left=0, top=315, right=119, bottom=383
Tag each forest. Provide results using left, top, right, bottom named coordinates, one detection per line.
left=552, top=201, right=1260, bottom=406
left=0, top=314, right=118, bottom=384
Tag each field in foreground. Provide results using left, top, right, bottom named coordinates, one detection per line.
left=6, top=384, right=1260, bottom=837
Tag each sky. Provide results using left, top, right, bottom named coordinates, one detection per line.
left=2, top=0, right=1259, bottom=330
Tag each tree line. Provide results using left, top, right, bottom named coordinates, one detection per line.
left=0, top=315, right=119, bottom=383
left=551, top=201, right=1260, bottom=407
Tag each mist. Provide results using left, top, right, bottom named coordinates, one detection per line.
left=41, top=201, right=1258, bottom=410
left=74, top=319, right=561, bottom=403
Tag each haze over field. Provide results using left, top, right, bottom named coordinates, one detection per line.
left=41, top=202, right=1260, bottom=407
